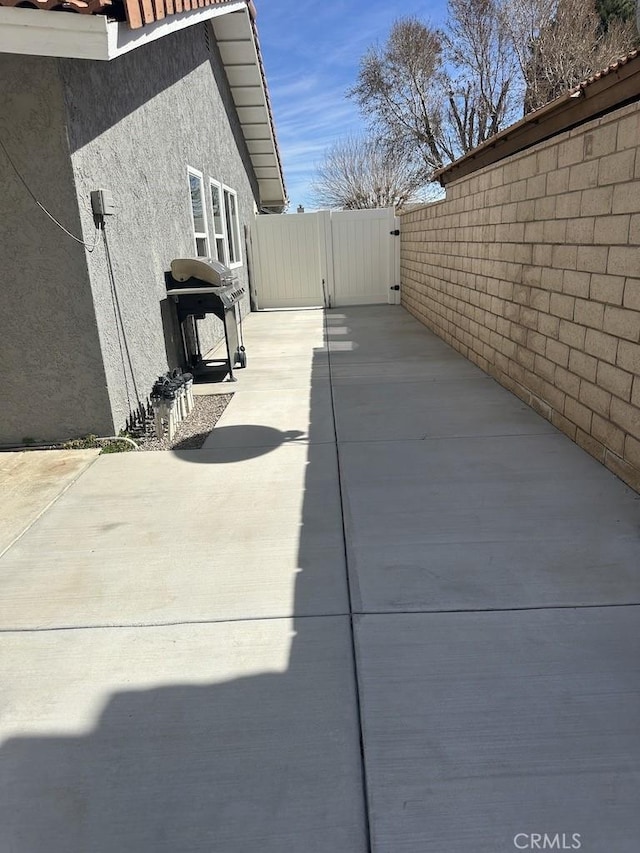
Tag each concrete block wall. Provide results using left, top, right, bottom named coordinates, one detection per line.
left=400, top=101, right=640, bottom=492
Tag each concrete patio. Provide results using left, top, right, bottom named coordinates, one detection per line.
left=1, top=305, right=639, bottom=852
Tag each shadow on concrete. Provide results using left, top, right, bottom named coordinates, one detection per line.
left=0, top=316, right=367, bottom=852
left=173, top=427, right=306, bottom=460
left=4, top=304, right=640, bottom=850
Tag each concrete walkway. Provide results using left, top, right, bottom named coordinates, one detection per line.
left=1, top=306, right=639, bottom=852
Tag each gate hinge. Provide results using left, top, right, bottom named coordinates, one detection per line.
left=390, top=229, right=400, bottom=236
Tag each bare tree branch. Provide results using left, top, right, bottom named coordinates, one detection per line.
left=349, top=9, right=519, bottom=176
left=311, top=135, right=432, bottom=211
left=348, top=1, right=637, bottom=176
left=500, top=0, right=637, bottom=112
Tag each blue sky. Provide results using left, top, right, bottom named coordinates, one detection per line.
left=256, top=0, right=449, bottom=210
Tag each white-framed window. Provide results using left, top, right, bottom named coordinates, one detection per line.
left=187, top=168, right=210, bottom=257
left=209, top=179, right=228, bottom=264
left=222, top=185, right=242, bottom=268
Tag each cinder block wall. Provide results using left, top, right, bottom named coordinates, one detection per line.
left=401, top=100, right=640, bottom=492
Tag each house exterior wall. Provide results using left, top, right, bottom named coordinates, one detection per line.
left=401, top=100, right=640, bottom=492
left=0, top=54, right=114, bottom=444
left=59, top=21, right=259, bottom=431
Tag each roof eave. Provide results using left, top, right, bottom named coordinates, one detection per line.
left=0, top=1, right=287, bottom=210
left=211, top=7, right=287, bottom=210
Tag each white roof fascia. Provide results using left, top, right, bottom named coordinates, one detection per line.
left=0, top=2, right=246, bottom=61
left=0, top=6, right=111, bottom=59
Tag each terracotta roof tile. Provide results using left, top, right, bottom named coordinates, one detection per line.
left=0, top=0, right=111, bottom=14
left=0, top=0, right=235, bottom=25
left=575, top=48, right=640, bottom=91
left=123, top=0, right=239, bottom=27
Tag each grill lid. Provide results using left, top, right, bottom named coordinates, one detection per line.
left=170, top=257, right=233, bottom=287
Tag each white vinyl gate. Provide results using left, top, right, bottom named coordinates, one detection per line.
left=249, top=208, right=400, bottom=309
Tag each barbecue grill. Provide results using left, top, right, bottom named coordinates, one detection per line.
left=167, top=257, right=247, bottom=381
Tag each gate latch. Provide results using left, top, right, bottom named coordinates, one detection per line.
left=390, top=229, right=400, bottom=236
left=390, top=285, right=400, bottom=291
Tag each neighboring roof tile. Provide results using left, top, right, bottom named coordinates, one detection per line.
left=576, top=48, right=640, bottom=90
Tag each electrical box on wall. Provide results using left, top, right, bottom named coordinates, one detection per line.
left=91, top=189, right=115, bottom=216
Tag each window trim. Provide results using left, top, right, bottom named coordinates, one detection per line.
left=208, top=178, right=228, bottom=265
left=187, top=167, right=210, bottom=258
left=222, top=183, right=243, bottom=269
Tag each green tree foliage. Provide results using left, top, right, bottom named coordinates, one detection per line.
left=596, top=0, right=637, bottom=28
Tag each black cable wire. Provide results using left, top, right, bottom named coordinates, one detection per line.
left=0, top=136, right=100, bottom=251
left=102, top=223, right=143, bottom=409
left=102, top=223, right=133, bottom=414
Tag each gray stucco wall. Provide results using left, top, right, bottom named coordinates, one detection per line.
left=59, top=21, right=260, bottom=431
left=0, top=54, right=114, bottom=444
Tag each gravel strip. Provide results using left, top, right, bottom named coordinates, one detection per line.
left=137, top=394, right=233, bottom=451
